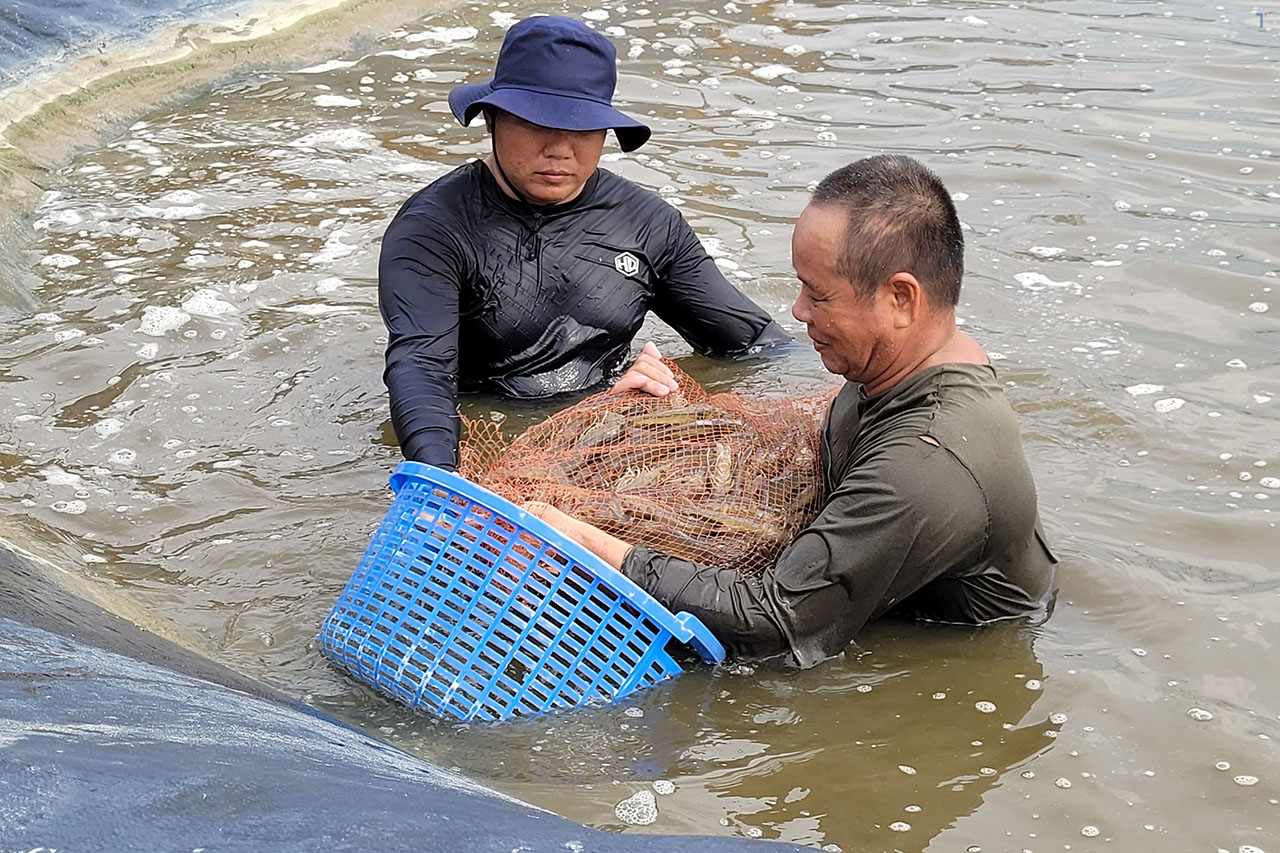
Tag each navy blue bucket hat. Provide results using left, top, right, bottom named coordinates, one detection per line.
left=448, top=15, right=651, bottom=152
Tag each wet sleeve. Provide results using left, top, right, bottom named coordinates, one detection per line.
left=649, top=210, right=792, bottom=356
left=377, top=213, right=465, bottom=470
left=620, top=450, right=986, bottom=667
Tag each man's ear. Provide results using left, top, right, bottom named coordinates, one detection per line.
left=482, top=107, right=495, bottom=133
left=885, top=272, right=923, bottom=328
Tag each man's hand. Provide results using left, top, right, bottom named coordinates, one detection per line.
left=524, top=501, right=633, bottom=570
left=611, top=342, right=679, bottom=397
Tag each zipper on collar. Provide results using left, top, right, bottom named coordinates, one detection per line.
left=526, top=212, right=542, bottom=261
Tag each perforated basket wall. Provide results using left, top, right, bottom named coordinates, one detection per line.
left=319, top=462, right=724, bottom=722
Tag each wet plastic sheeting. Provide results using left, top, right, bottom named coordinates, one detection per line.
left=0, top=613, right=794, bottom=852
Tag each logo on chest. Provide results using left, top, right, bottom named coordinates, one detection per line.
left=613, top=252, right=640, bottom=278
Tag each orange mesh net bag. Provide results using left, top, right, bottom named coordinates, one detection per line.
left=460, top=362, right=833, bottom=576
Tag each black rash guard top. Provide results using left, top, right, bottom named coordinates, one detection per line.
left=378, top=159, right=791, bottom=469
left=621, top=363, right=1058, bottom=668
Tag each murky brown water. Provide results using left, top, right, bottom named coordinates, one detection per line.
left=2, top=0, right=1277, bottom=850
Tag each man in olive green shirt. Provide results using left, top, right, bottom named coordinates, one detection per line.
left=531, top=154, right=1057, bottom=667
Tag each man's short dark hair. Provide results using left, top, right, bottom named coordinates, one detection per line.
left=810, top=155, right=964, bottom=308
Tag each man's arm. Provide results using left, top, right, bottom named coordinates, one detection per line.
left=650, top=212, right=792, bottom=355
left=540, top=448, right=987, bottom=667
left=378, top=214, right=466, bottom=469
left=620, top=474, right=936, bottom=667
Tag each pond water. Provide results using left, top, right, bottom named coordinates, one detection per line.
left=1, top=0, right=1276, bottom=850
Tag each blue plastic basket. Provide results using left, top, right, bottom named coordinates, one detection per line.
left=319, top=461, right=725, bottom=722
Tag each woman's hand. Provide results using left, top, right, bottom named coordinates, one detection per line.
left=611, top=341, right=679, bottom=397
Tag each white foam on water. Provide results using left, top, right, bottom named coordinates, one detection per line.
left=1226, top=358, right=1248, bottom=369
left=32, top=209, right=84, bottom=230
left=651, top=779, right=675, bottom=795
left=961, top=15, right=989, bottom=27
left=159, top=189, right=201, bottom=205
left=139, top=306, right=191, bottom=336
left=51, top=500, right=87, bottom=515
left=135, top=196, right=207, bottom=220
left=975, top=700, right=997, bottom=713
left=406, top=26, right=478, bottom=44
left=278, top=304, right=352, bottom=319
left=33, top=312, right=63, bottom=323
left=1029, top=246, right=1065, bottom=258
left=313, top=94, right=362, bottom=108
left=1187, top=707, right=1214, bottom=721
left=315, top=277, right=345, bottom=293
left=490, top=11, right=516, bottom=27
left=310, top=229, right=359, bottom=264
left=1248, top=302, right=1269, bottom=313
left=898, top=764, right=917, bottom=775
left=135, top=342, right=159, bottom=359
left=613, top=790, right=658, bottom=826
left=181, top=289, right=236, bottom=317
left=297, top=59, right=359, bottom=74
left=40, top=466, right=83, bottom=488
left=291, top=128, right=378, bottom=151
left=783, top=44, right=806, bottom=56
left=889, top=821, right=911, bottom=832
left=582, top=9, right=609, bottom=20
left=53, top=329, right=85, bottom=343
left=412, top=68, right=437, bottom=81
left=40, top=253, right=81, bottom=268
left=751, top=65, right=794, bottom=80
left=1014, top=271, right=1075, bottom=291
left=1126, top=383, right=1164, bottom=396
left=108, top=449, right=137, bottom=466
left=376, top=48, right=440, bottom=60
left=93, top=418, right=124, bottom=439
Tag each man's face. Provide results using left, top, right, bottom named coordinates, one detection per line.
left=490, top=111, right=606, bottom=205
left=790, top=203, right=898, bottom=383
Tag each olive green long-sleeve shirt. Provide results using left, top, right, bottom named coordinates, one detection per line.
left=621, top=363, right=1057, bottom=667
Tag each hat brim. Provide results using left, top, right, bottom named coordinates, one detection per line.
left=448, top=83, right=651, bottom=152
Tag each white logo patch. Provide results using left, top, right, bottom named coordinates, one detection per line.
left=614, top=252, right=640, bottom=277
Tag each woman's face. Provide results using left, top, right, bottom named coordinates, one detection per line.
left=489, top=110, right=606, bottom=205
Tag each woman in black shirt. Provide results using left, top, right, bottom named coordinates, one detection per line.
left=378, top=15, right=788, bottom=469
